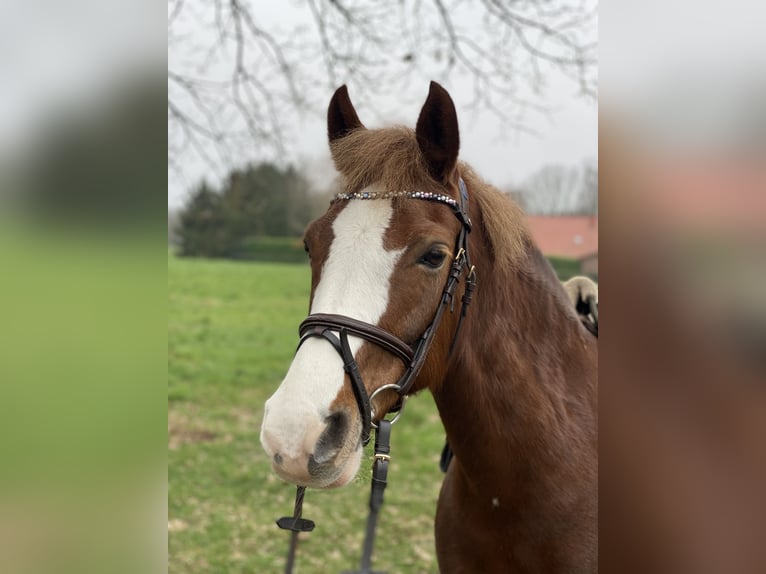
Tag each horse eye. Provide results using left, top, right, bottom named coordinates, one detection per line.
left=418, top=249, right=447, bottom=269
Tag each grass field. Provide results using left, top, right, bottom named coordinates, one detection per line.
left=168, top=255, right=446, bottom=573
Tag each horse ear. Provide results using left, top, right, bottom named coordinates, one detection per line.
left=416, top=81, right=460, bottom=183
left=328, top=85, right=365, bottom=143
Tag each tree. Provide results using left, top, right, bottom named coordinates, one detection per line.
left=516, top=160, right=597, bottom=215
left=178, top=180, right=233, bottom=257
left=577, top=159, right=598, bottom=215
left=168, top=0, right=597, bottom=176
left=176, top=162, right=319, bottom=257
left=20, top=77, right=165, bottom=228
left=519, top=163, right=580, bottom=215
left=221, top=163, right=313, bottom=238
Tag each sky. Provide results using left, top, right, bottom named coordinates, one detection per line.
left=2, top=1, right=761, bottom=211
left=167, top=1, right=598, bottom=209
left=0, top=1, right=597, bottom=210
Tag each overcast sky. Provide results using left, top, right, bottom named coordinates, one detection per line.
left=167, top=1, right=598, bottom=209
left=2, top=1, right=762, bottom=211
left=0, top=1, right=596, bottom=210
left=168, top=81, right=597, bottom=208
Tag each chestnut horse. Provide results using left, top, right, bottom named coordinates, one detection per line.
left=261, top=82, right=598, bottom=573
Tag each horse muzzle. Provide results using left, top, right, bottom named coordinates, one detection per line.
left=260, top=403, right=363, bottom=489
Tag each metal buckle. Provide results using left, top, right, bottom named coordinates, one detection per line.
left=373, top=453, right=391, bottom=463
left=454, top=247, right=466, bottom=265
left=369, top=383, right=407, bottom=428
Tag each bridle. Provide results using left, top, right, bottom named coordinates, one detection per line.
left=298, top=178, right=475, bottom=445
left=276, top=178, right=477, bottom=574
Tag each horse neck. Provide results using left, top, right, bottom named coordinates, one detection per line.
left=432, top=234, right=598, bottom=493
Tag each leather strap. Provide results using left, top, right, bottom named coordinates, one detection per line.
left=342, top=420, right=391, bottom=574
left=300, top=314, right=414, bottom=365
left=297, top=325, right=373, bottom=446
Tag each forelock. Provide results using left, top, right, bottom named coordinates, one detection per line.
left=329, top=127, right=438, bottom=194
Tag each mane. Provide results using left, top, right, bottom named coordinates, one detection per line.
left=330, top=126, right=530, bottom=275
left=457, top=163, right=528, bottom=273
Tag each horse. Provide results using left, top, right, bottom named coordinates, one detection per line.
left=260, top=81, right=598, bottom=573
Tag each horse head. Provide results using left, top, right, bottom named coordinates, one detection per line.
left=260, top=82, right=470, bottom=488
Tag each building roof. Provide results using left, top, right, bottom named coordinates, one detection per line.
left=525, top=215, right=598, bottom=260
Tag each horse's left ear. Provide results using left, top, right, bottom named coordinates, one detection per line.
left=416, top=81, right=460, bottom=183
left=328, top=85, right=365, bottom=143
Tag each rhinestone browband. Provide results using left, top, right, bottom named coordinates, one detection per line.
left=334, top=190, right=458, bottom=209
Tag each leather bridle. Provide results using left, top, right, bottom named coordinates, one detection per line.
left=296, top=178, right=477, bottom=446
left=277, top=178, right=477, bottom=574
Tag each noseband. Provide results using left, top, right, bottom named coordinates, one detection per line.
left=296, top=178, right=476, bottom=446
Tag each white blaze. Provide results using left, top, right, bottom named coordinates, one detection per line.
left=261, top=189, right=404, bottom=459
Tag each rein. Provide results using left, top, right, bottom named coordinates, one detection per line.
left=276, top=178, right=476, bottom=574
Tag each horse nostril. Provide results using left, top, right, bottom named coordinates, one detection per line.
left=273, top=453, right=283, bottom=465
left=312, top=411, right=349, bottom=465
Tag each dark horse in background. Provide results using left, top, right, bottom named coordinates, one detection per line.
left=261, top=82, right=598, bottom=573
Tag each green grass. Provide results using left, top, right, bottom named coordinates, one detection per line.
left=547, top=256, right=587, bottom=281
left=169, top=255, right=445, bottom=573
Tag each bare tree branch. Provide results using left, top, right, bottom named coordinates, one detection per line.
left=307, top=0, right=339, bottom=90
left=168, top=0, right=598, bottom=179
left=517, top=161, right=597, bottom=215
